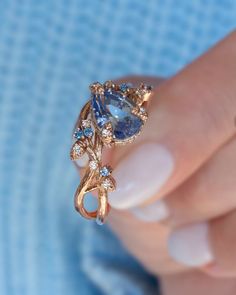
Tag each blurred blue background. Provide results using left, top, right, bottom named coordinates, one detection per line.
left=0, top=0, right=235, bottom=294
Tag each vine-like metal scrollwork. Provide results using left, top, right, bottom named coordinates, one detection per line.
left=70, top=101, right=115, bottom=225
left=70, top=81, right=152, bottom=224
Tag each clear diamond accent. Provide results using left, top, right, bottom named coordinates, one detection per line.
left=140, top=107, right=145, bottom=113
left=102, top=128, right=112, bottom=138
left=101, top=178, right=112, bottom=189
left=74, top=144, right=81, bottom=153
left=89, top=160, right=98, bottom=170
left=82, top=119, right=91, bottom=128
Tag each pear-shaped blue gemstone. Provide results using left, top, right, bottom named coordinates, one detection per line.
left=92, top=90, right=143, bottom=140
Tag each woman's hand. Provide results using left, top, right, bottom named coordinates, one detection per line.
left=102, top=31, right=236, bottom=294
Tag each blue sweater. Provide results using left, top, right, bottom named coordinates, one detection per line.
left=0, top=1, right=235, bottom=294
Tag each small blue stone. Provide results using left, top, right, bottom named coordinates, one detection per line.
left=97, top=116, right=109, bottom=127
left=73, top=129, right=83, bottom=139
left=120, top=83, right=132, bottom=92
left=100, top=166, right=110, bottom=177
left=83, top=127, right=94, bottom=138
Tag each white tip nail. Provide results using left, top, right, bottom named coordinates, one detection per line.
left=109, top=143, right=174, bottom=209
left=131, top=200, right=169, bottom=222
left=168, top=222, right=213, bottom=267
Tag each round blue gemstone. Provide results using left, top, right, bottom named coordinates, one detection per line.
left=83, top=127, right=94, bottom=138
left=73, top=129, right=83, bottom=139
left=100, top=166, right=110, bottom=177
left=120, top=83, right=130, bottom=92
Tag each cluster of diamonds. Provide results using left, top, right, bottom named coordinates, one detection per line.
left=70, top=118, right=115, bottom=192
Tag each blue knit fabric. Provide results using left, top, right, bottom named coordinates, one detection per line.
left=0, top=1, right=235, bottom=294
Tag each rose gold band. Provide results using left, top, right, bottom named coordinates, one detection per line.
left=70, top=81, right=152, bottom=224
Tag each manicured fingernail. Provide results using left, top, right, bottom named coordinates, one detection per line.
left=109, top=143, right=174, bottom=209
left=168, top=222, right=213, bottom=266
left=131, top=200, right=169, bottom=222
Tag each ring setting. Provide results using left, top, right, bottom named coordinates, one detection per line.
left=70, top=81, right=152, bottom=224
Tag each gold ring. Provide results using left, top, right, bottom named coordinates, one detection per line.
left=70, top=81, right=152, bottom=224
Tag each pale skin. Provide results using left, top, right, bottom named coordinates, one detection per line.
left=79, top=31, right=236, bottom=295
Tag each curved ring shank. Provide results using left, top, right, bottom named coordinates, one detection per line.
left=74, top=168, right=110, bottom=224
left=73, top=101, right=110, bottom=224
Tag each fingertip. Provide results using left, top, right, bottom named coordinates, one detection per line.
left=168, top=222, right=214, bottom=267
left=108, top=143, right=174, bottom=209
left=131, top=199, right=169, bottom=222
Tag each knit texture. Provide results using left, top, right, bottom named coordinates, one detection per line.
left=0, top=1, right=235, bottom=294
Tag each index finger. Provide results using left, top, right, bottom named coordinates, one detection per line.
left=109, top=31, right=236, bottom=209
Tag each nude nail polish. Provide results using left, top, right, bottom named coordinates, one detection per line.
left=109, top=143, right=174, bottom=209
